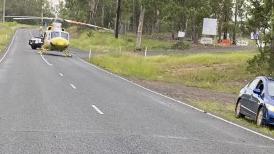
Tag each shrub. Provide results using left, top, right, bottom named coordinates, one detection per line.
left=172, top=40, right=191, bottom=50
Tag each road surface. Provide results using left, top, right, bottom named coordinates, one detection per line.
left=0, top=29, right=273, bottom=153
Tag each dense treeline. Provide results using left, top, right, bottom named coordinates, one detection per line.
left=0, top=0, right=53, bottom=23
left=61, top=0, right=274, bottom=74
left=60, top=0, right=250, bottom=42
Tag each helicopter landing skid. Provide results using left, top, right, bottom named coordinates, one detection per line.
left=64, top=50, right=72, bottom=57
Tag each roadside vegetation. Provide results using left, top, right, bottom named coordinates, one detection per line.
left=0, top=22, right=31, bottom=53
left=64, top=0, right=274, bottom=137
left=90, top=50, right=274, bottom=137
left=0, top=22, right=16, bottom=53
left=91, top=52, right=255, bottom=94
left=189, top=100, right=274, bottom=137
left=70, top=28, right=274, bottom=137
left=69, top=27, right=177, bottom=53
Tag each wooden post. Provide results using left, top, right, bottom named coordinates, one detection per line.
left=145, top=47, right=147, bottom=57
left=89, top=48, right=92, bottom=62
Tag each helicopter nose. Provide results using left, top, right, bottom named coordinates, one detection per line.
left=51, top=39, right=69, bottom=49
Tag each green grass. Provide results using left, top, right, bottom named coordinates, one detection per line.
left=69, top=27, right=173, bottom=53
left=0, top=22, right=15, bottom=52
left=91, top=51, right=274, bottom=136
left=0, top=22, right=31, bottom=53
left=189, top=100, right=274, bottom=137
left=91, top=52, right=256, bottom=94
left=71, top=28, right=274, bottom=137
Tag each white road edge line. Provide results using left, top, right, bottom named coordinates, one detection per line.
left=92, top=105, right=104, bottom=115
left=77, top=57, right=274, bottom=142
left=70, top=84, right=77, bottom=89
left=40, top=54, right=53, bottom=66
left=0, top=31, right=16, bottom=64
left=59, top=73, right=64, bottom=77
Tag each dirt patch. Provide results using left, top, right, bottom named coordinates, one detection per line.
left=133, top=79, right=237, bottom=105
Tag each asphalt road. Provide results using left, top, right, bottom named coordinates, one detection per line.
left=0, top=29, right=273, bottom=154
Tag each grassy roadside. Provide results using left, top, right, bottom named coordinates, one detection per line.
left=91, top=52, right=256, bottom=94
left=189, top=100, right=274, bottom=137
left=70, top=28, right=274, bottom=137
left=68, top=27, right=175, bottom=53
left=0, top=22, right=32, bottom=53
left=91, top=52, right=274, bottom=137
left=0, top=22, right=15, bottom=53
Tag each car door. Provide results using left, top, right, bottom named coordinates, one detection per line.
left=241, top=78, right=260, bottom=116
left=249, top=80, right=264, bottom=117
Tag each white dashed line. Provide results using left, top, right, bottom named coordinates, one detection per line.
left=70, top=84, right=77, bottom=89
left=59, top=73, right=64, bottom=77
left=40, top=54, right=53, bottom=66
left=92, top=105, right=104, bottom=115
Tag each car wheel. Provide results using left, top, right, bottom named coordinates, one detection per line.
left=31, top=46, right=37, bottom=50
left=235, top=101, right=244, bottom=118
left=256, top=107, right=265, bottom=126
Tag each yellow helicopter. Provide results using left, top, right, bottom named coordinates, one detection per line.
left=10, top=16, right=113, bottom=57
left=27, top=20, right=71, bottom=56
left=40, top=22, right=71, bottom=57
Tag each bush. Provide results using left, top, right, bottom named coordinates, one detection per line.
left=172, top=40, right=191, bottom=50
left=86, top=30, right=94, bottom=38
left=247, top=47, right=274, bottom=76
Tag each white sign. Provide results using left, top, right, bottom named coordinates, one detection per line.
left=202, top=18, right=217, bottom=36
left=251, top=32, right=259, bottom=40
left=236, top=40, right=249, bottom=46
left=250, top=32, right=254, bottom=40
left=200, top=37, right=213, bottom=45
left=178, top=31, right=185, bottom=38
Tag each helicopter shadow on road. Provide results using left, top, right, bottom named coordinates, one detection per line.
left=35, top=50, right=71, bottom=58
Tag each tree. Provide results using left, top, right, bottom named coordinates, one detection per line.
left=60, top=0, right=240, bottom=44
left=271, top=0, right=274, bottom=51
left=115, top=0, right=121, bottom=38
left=136, top=6, right=145, bottom=50
left=247, top=0, right=274, bottom=74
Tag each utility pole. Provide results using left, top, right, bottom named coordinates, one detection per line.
left=115, top=0, right=121, bottom=38
left=2, top=0, right=6, bottom=22
left=41, top=0, right=44, bottom=26
left=232, top=0, right=238, bottom=45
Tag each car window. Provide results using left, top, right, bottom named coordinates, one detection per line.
left=248, top=79, right=260, bottom=90
left=256, top=80, right=264, bottom=92
left=268, top=81, right=274, bottom=97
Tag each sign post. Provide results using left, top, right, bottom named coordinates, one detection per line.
left=201, top=18, right=217, bottom=45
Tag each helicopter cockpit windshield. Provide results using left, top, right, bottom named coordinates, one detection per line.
left=61, top=32, right=69, bottom=40
left=51, top=31, right=60, bottom=39
left=50, top=31, right=69, bottom=40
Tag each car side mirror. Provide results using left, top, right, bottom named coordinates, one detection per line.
left=253, top=89, right=261, bottom=95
